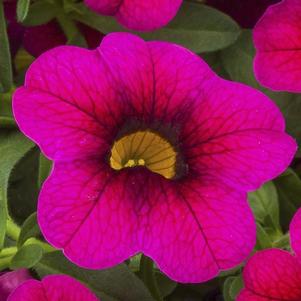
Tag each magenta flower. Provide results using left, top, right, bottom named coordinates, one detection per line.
left=84, top=0, right=183, bottom=31
left=206, top=0, right=280, bottom=28
left=13, top=33, right=296, bottom=283
left=253, top=0, right=301, bottom=92
left=237, top=208, right=301, bottom=301
left=0, top=269, right=32, bottom=301
left=8, top=274, right=99, bottom=301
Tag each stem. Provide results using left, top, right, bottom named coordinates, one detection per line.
left=6, top=219, right=20, bottom=241
left=0, top=247, right=17, bottom=258
left=0, top=256, right=12, bottom=270
left=24, top=238, right=56, bottom=253
left=139, top=255, right=162, bottom=301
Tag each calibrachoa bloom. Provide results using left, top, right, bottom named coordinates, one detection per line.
left=253, top=0, right=301, bottom=92
left=84, top=0, right=182, bottom=31
left=13, top=33, right=296, bottom=283
left=8, top=274, right=99, bottom=301
left=237, top=208, right=301, bottom=301
left=207, top=0, right=279, bottom=28
left=0, top=269, right=32, bottom=301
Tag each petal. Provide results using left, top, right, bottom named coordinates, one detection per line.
left=13, top=46, right=119, bottom=160
left=84, top=0, right=183, bottom=31
left=240, top=249, right=301, bottom=301
left=38, top=160, right=139, bottom=268
left=184, top=79, right=297, bottom=191
left=84, top=0, right=122, bottom=15
left=206, top=0, right=279, bottom=28
left=8, top=280, right=47, bottom=301
left=237, top=289, right=271, bottom=301
left=23, top=21, right=66, bottom=58
left=141, top=179, right=256, bottom=283
left=253, top=0, right=301, bottom=92
left=115, top=0, right=183, bottom=31
left=8, top=275, right=99, bottom=301
left=98, top=33, right=215, bottom=124
left=0, top=270, right=32, bottom=301
left=290, top=208, right=301, bottom=257
left=39, top=160, right=255, bottom=283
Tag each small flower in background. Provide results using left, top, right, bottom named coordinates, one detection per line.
left=206, top=0, right=280, bottom=28
left=4, top=1, right=103, bottom=58
left=8, top=274, right=99, bottom=301
left=253, top=0, right=301, bottom=92
left=84, top=0, right=183, bottom=31
left=237, top=208, right=301, bottom=301
left=0, top=269, right=32, bottom=301
left=13, top=33, right=296, bottom=283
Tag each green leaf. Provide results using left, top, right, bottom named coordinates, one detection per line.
left=17, top=212, right=40, bottom=248
left=8, top=147, right=39, bottom=224
left=274, top=169, right=301, bottom=230
left=229, top=276, right=244, bottom=299
left=71, top=2, right=241, bottom=52
left=220, top=30, right=301, bottom=156
left=38, top=153, right=52, bottom=187
left=0, top=1, right=13, bottom=92
left=23, top=0, right=58, bottom=26
left=0, top=131, right=35, bottom=249
left=35, top=251, right=154, bottom=301
left=223, top=277, right=235, bottom=301
left=10, top=244, right=43, bottom=269
left=0, top=92, right=17, bottom=129
left=17, top=0, right=30, bottom=22
left=256, top=223, right=272, bottom=250
left=155, top=272, right=177, bottom=298
left=248, top=182, right=280, bottom=230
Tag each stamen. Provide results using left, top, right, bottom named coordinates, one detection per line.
left=110, top=130, right=177, bottom=179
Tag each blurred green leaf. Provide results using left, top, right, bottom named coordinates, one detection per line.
left=256, top=223, right=272, bottom=250
left=17, top=212, right=40, bottom=248
left=23, top=0, right=58, bottom=26
left=0, top=131, right=34, bottom=249
left=155, top=272, right=177, bottom=298
left=223, top=277, right=235, bottom=301
left=8, top=147, right=39, bottom=224
left=38, top=153, right=52, bottom=187
left=0, top=92, right=15, bottom=129
left=220, top=30, right=301, bottom=156
left=229, top=275, right=243, bottom=299
left=17, top=0, right=30, bottom=22
left=0, top=1, right=13, bottom=92
left=248, top=182, right=280, bottom=230
left=35, top=251, right=154, bottom=301
left=71, top=2, right=241, bottom=52
left=10, top=244, right=43, bottom=269
left=274, top=168, right=301, bottom=230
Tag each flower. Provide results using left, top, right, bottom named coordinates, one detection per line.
left=13, top=33, right=297, bottom=283
left=8, top=274, right=99, bottom=301
left=0, top=269, right=32, bottom=301
left=237, top=208, right=301, bottom=301
left=4, top=1, right=103, bottom=58
left=206, top=0, right=280, bottom=28
left=253, top=0, right=301, bottom=92
left=84, top=0, right=183, bottom=31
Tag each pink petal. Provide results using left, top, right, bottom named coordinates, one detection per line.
left=13, top=46, right=116, bottom=161
left=184, top=79, right=297, bottom=191
left=238, top=249, right=301, bottom=301
left=39, top=160, right=255, bottom=283
left=290, top=208, right=301, bottom=257
left=8, top=275, right=99, bottom=301
left=253, top=0, right=301, bottom=92
left=84, top=0, right=183, bottom=31
left=0, top=269, right=32, bottom=301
